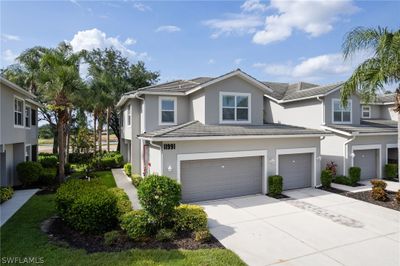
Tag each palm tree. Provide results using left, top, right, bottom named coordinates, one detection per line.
left=37, top=42, right=84, bottom=182
left=341, top=26, right=400, bottom=176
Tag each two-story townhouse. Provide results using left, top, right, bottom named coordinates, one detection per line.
left=263, top=81, right=397, bottom=180
left=117, top=69, right=330, bottom=202
left=0, top=77, right=41, bottom=186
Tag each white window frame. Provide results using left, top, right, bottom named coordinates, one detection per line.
left=219, top=92, right=251, bottom=124
left=332, top=98, right=352, bottom=124
left=14, top=96, right=24, bottom=128
left=361, top=105, right=371, bottom=119
left=159, top=96, right=177, bottom=125
left=25, top=105, right=31, bottom=128
left=25, top=144, right=31, bottom=161
left=127, top=104, right=131, bottom=127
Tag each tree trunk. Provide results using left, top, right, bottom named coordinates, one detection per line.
left=93, top=113, right=97, bottom=155
left=65, top=111, right=71, bottom=163
left=98, top=120, right=102, bottom=153
left=52, top=129, right=58, bottom=154
left=107, top=108, right=110, bottom=152
left=57, top=118, right=65, bottom=183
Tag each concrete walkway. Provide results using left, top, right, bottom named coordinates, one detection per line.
left=332, top=179, right=400, bottom=193
left=1, top=189, right=39, bottom=227
left=112, top=168, right=141, bottom=209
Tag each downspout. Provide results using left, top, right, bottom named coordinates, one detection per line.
left=134, top=94, right=146, bottom=176
left=343, top=135, right=356, bottom=176
left=316, top=96, right=325, bottom=125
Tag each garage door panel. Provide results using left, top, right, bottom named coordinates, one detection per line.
left=354, top=149, right=377, bottom=180
left=279, top=153, right=312, bottom=190
left=181, top=156, right=262, bottom=202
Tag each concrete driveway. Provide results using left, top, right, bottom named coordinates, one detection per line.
left=199, top=188, right=400, bottom=266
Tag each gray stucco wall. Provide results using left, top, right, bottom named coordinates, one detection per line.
left=159, top=137, right=322, bottom=187
left=265, top=98, right=323, bottom=129
left=189, top=90, right=205, bottom=123
left=202, top=76, right=264, bottom=125
left=381, top=104, right=397, bottom=120
left=324, top=90, right=361, bottom=125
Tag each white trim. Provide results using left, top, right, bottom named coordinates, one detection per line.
left=219, top=92, right=251, bottom=124
left=177, top=150, right=268, bottom=194
left=386, top=143, right=397, bottom=164
left=1, top=77, right=36, bottom=98
left=25, top=104, right=31, bottom=129
left=14, top=96, right=25, bottom=128
left=332, top=98, right=352, bottom=124
left=351, top=144, right=382, bottom=179
left=127, top=104, right=131, bottom=127
left=25, top=144, right=31, bottom=162
left=361, top=105, right=371, bottom=119
left=159, top=96, right=177, bottom=126
left=275, top=147, right=317, bottom=188
left=320, top=125, right=352, bottom=136
left=139, top=133, right=330, bottom=142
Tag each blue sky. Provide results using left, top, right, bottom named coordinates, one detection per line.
left=1, top=0, right=399, bottom=85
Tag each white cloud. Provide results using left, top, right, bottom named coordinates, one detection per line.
left=2, top=34, right=20, bottom=41
left=254, top=52, right=369, bottom=81
left=69, top=28, right=147, bottom=60
left=234, top=58, right=244, bottom=65
left=2, top=49, right=18, bottom=64
left=203, top=14, right=263, bottom=38
left=69, top=0, right=81, bottom=7
left=241, top=0, right=268, bottom=13
left=253, top=0, right=359, bottom=45
left=155, top=25, right=181, bottom=33
left=208, top=59, right=215, bottom=64
left=133, top=2, right=151, bottom=12
left=124, top=38, right=136, bottom=46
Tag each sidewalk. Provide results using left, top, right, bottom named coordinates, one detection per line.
left=112, top=168, right=141, bottom=209
left=331, top=179, right=400, bottom=193
left=1, top=189, right=39, bottom=227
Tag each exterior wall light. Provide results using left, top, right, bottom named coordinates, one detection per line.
left=168, top=165, right=172, bottom=172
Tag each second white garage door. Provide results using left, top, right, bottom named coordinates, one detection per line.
left=278, top=153, right=312, bottom=190
left=354, top=149, right=377, bottom=180
left=181, top=156, right=262, bottom=202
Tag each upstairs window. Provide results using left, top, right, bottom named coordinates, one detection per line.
left=25, top=105, right=31, bottom=128
left=31, top=109, right=37, bottom=126
left=159, top=97, right=177, bottom=125
left=362, top=106, right=371, bottom=118
left=220, top=92, right=251, bottom=123
left=14, top=98, right=24, bottom=126
left=127, top=104, right=131, bottom=126
left=332, top=99, right=352, bottom=123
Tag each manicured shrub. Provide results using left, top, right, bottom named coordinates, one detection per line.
left=348, top=167, right=361, bottom=185
left=38, top=154, right=58, bottom=168
left=104, top=230, right=121, bottom=246
left=268, top=175, right=283, bottom=196
left=108, top=187, right=132, bottom=219
left=384, top=164, right=398, bottom=179
left=325, top=161, right=338, bottom=177
left=68, top=153, right=93, bottom=164
left=371, top=187, right=388, bottom=201
left=64, top=163, right=72, bottom=175
left=370, top=179, right=387, bottom=189
left=120, top=210, right=156, bottom=240
left=0, top=187, right=14, bottom=203
left=173, top=204, right=208, bottom=232
left=156, top=228, right=176, bottom=242
left=113, top=154, right=124, bottom=167
left=16, top=161, right=43, bottom=186
left=124, top=163, right=132, bottom=176
left=55, top=179, right=118, bottom=233
left=39, top=168, right=56, bottom=185
left=396, top=190, right=400, bottom=204
left=194, top=230, right=211, bottom=243
left=131, top=174, right=142, bottom=188
left=333, top=175, right=352, bottom=186
left=138, top=175, right=181, bottom=226
left=320, top=170, right=333, bottom=188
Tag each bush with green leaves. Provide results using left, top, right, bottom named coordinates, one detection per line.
left=131, top=174, right=142, bottom=188
left=385, top=164, right=398, bottom=179
left=194, top=230, right=211, bottom=243
left=55, top=179, right=118, bottom=233
left=68, top=153, right=93, bottom=164
left=124, top=163, right=132, bottom=176
left=104, top=230, right=122, bottom=246
left=108, top=187, right=132, bottom=219
left=348, top=167, right=361, bottom=185
left=333, top=175, right=352, bottom=186
left=320, top=170, right=333, bottom=188
left=120, top=210, right=156, bottom=240
left=138, top=175, right=181, bottom=226
left=268, top=175, right=283, bottom=196
left=39, top=168, right=56, bottom=185
left=1, top=187, right=14, bottom=203
left=16, top=161, right=43, bottom=186
left=173, top=204, right=208, bottom=232
left=156, top=228, right=176, bottom=242
left=38, top=154, right=58, bottom=168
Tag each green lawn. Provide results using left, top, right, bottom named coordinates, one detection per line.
left=94, top=171, right=117, bottom=188
left=0, top=175, right=244, bottom=266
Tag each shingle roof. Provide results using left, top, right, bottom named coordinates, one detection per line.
left=374, top=93, right=396, bottom=104
left=139, top=121, right=328, bottom=139
left=325, top=119, right=397, bottom=135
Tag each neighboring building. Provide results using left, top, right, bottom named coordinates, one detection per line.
left=117, top=69, right=329, bottom=202
left=0, top=77, right=40, bottom=186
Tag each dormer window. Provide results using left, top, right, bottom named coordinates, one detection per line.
left=220, top=92, right=251, bottom=123
left=332, top=99, right=352, bottom=124
left=159, top=97, right=177, bottom=125
left=362, top=106, right=371, bottom=118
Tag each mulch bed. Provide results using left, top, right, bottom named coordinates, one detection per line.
left=266, top=193, right=290, bottom=199
left=321, top=187, right=400, bottom=211
left=42, top=216, right=223, bottom=253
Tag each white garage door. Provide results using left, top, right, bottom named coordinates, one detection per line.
left=354, top=149, right=377, bottom=180
left=278, top=153, right=312, bottom=190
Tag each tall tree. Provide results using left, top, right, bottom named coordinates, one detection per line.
left=341, top=26, right=400, bottom=175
